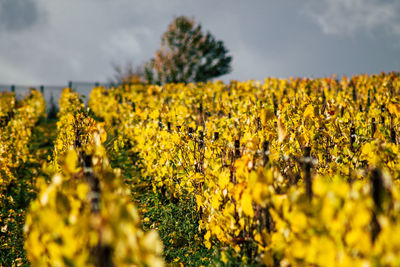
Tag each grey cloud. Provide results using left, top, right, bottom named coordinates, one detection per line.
left=0, top=0, right=399, bottom=85
left=302, top=0, right=400, bottom=36
left=0, top=0, right=42, bottom=32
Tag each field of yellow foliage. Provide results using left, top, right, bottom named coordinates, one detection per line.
left=2, top=72, right=400, bottom=266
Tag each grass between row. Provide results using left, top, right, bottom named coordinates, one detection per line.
left=0, top=118, right=57, bottom=266
left=1, top=115, right=255, bottom=266
left=105, top=131, right=256, bottom=266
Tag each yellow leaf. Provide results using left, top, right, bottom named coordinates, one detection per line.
left=204, top=230, right=211, bottom=241
left=195, top=195, right=204, bottom=211
left=352, top=208, right=371, bottom=227
left=77, top=183, right=88, bottom=200
left=221, top=251, right=228, bottom=263
left=241, top=191, right=254, bottom=217
left=304, top=104, right=314, bottom=119
left=65, top=149, right=78, bottom=173
left=218, top=170, right=230, bottom=188
left=277, top=117, right=287, bottom=144
left=204, top=231, right=211, bottom=249
left=261, top=107, right=275, bottom=124
left=211, top=195, right=220, bottom=210
left=57, top=140, right=63, bottom=151
left=360, top=142, right=373, bottom=160
left=100, top=130, right=107, bottom=143
left=388, top=103, right=400, bottom=118
left=262, top=250, right=274, bottom=266
left=373, top=129, right=384, bottom=140
left=291, top=211, right=307, bottom=232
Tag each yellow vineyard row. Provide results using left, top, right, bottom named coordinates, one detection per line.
left=0, top=89, right=45, bottom=206
left=89, top=72, right=400, bottom=266
left=24, top=88, right=163, bottom=266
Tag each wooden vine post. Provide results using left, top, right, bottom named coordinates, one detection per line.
left=167, top=121, right=171, bottom=132
left=196, top=131, right=205, bottom=173
left=391, top=127, right=396, bottom=144
left=214, top=132, right=219, bottom=141
left=371, top=118, right=376, bottom=138
left=262, top=141, right=269, bottom=167
left=230, top=140, right=241, bottom=184
left=234, top=140, right=240, bottom=159
left=350, top=127, right=356, bottom=151
left=303, top=146, right=312, bottom=202
left=370, top=169, right=384, bottom=243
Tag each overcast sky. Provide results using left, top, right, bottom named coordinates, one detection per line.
left=0, top=0, right=400, bottom=86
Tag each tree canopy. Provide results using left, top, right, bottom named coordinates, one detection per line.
left=145, top=16, right=232, bottom=84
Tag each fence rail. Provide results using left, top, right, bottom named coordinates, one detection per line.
left=0, top=81, right=112, bottom=111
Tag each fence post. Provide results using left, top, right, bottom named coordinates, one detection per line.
left=40, top=85, right=44, bottom=94
left=68, top=81, right=72, bottom=89
left=11, top=85, right=15, bottom=92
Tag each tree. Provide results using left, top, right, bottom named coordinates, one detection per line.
left=145, top=16, right=232, bottom=84
left=109, top=60, right=146, bottom=85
